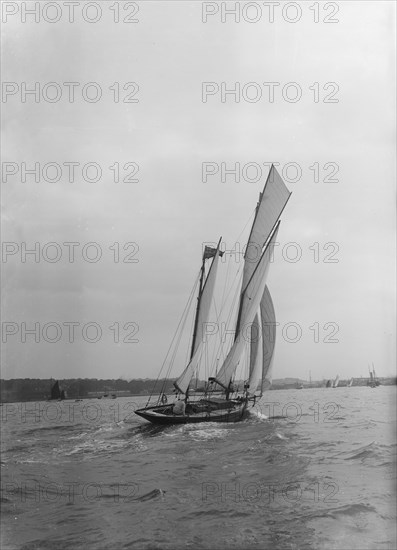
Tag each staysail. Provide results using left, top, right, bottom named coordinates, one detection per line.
left=247, top=286, right=276, bottom=395
left=174, top=242, right=222, bottom=394
left=247, top=311, right=262, bottom=395
left=260, top=285, right=276, bottom=393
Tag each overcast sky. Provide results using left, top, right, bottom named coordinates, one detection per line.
left=2, top=1, right=396, bottom=382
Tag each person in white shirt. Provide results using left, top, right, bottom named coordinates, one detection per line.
left=173, top=399, right=186, bottom=415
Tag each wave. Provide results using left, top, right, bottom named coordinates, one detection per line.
left=337, top=441, right=395, bottom=464
left=24, top=424, right=82, bottom=436
left=247, top=410, right=269, bottom=421
left=311, top=502, right=378, bottom=519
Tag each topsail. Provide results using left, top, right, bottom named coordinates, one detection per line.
left=259, top=285, right=276, bottom=393
left=241, top=165, right=291, bottom=294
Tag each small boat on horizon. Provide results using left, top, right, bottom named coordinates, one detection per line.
left=367, top=364, right=380, bottom=388
left=50, top=380, right=65, bottom=400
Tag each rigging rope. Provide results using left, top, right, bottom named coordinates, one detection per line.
left=145, top=270, right=200, bottom=406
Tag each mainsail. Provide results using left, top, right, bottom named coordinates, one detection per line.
left=213, top=223, right=280, bottom=390
left=174, top=241, right=222, bottom=394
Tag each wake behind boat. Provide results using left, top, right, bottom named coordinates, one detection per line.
left=135, top=165, right=291, bottom=425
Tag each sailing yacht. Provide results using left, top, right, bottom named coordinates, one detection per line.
left=367, top=365, right=380, bottom=388
left=135, top=165, right=291, bottom=424
left=50, top=380, right=65, bottom=400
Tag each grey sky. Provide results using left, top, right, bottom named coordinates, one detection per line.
left=2, top=1, right=396, bottom=381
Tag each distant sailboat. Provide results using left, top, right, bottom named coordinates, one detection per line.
left=333, top=375, right=340, bottom=388
left=348, top=377, right=354, bottom=387
left=367, top=364, right=380, bottom=388
left=135, top=165, right=291, bottom=424
left=50, top=380, right=60, bottom=399
left=50, top=380, right=65, bottom=400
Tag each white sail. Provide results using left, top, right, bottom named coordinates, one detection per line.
left=174, top=343, right=203, bottom=395
left=247, top=311, right=262, bottom=394
left=260, top=285, right=276, bottom=393
left=333, top=374, right=340, bottom=388
left=241, top=165, right=291, bottom=294
left=214, top=224, right=280, bottom=389
left=247, top=286, right=276, bottom=394
left=174, top=247, right=221, bottom=394
left=191, top=249, right=221, bottom=357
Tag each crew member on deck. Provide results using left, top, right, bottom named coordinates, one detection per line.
left=173, top=399, right=186, bottom=415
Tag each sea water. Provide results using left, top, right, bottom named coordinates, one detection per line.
left=1, top=386, right=396, bottom=549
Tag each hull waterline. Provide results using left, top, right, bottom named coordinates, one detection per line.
left=135, top=401, right=248, bottom=425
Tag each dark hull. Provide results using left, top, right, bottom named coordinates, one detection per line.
left=135, top=400, right=248, bottom=425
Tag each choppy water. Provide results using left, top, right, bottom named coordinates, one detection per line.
left=1, top=386, right=396, bottom=550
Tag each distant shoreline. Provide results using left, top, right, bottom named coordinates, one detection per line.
left=1, top=377, right=396, bottom=404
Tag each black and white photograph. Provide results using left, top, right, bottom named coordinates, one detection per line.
left=1, top=1, right=396, bottom=549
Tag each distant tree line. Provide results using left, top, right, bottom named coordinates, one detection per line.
left=1, top=376, right=395, bottom=403
left=0, top=378, right=177, bottom=402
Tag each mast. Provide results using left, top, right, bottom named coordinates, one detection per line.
left=173, top=238, right=222, bottom=395
left=190, top=255, right=206, bottom=360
